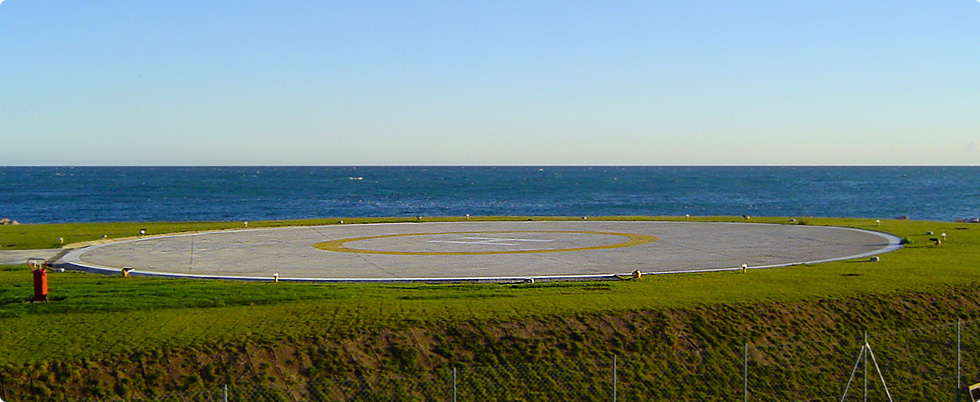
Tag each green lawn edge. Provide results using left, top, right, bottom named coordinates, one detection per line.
left=1, top=216, right=975, bottom=365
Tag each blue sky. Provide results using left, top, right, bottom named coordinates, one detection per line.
left=1, top=1, right=978, bottom=165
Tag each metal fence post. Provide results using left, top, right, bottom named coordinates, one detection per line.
left=451, top=366, right=457, bottom=402
left=611, top=355, right=617, bottom=402
left=864, top=331, right=869, bottom=402
left=957, top=320, right=962, bottom=402
left=743, top=343, right=749, bottom=402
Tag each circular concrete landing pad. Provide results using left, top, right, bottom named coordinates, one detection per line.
left=62, top=221, right=901, bottom=282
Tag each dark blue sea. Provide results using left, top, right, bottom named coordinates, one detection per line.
left=1, top=166, right=978, bottom=224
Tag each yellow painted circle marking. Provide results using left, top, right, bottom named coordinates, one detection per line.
left=313, top=231, right=657, bottom=255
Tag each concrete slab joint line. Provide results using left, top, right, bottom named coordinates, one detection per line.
left=59, top=221, right=902, bottom=283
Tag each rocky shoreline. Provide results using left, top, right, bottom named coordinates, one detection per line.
left=0, top=218, right=20, bottom=225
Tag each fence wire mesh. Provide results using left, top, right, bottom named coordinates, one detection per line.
left=16, top=319, right=980, bottom=402
left=456, top=358, right=611, bottom=402
left=616, top=348, right=743, bottom=401
left=746, top=336, right=864, bottom=402
left=307, top=372, right=448, bottom=402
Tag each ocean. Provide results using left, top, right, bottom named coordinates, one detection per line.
left=1, top=166, right=978, bottom=224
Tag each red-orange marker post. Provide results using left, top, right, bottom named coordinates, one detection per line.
left=27, top=258, right=48, bottom=302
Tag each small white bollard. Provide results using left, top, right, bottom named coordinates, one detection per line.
left=273, top=273, right=279, bottom=283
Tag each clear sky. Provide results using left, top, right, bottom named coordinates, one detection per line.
left=1, top=1, right=978, bottom=166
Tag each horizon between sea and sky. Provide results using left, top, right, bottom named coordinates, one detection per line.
left=1, top=2, right=979, bottom=166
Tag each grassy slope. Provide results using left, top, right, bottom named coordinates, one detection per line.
left=0, top=216, right=974, bottom=366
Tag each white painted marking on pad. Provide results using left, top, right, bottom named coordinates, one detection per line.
left=428, top=236, right=555, bottom=246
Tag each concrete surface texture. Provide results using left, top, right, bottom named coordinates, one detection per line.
left=0, top=249, right=61, bottom=267
left=60, top=221, right=902, bottom=282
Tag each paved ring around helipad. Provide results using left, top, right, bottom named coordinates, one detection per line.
left=59, top=221, right=903, bottom=282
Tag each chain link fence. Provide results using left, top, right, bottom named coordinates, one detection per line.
left=15, top=319, right=980, bottom=402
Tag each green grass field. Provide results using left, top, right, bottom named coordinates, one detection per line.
left=0, top=216, right=974, bottom=366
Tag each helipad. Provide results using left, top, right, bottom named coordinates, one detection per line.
left=61, top=221, right=901, bottom=282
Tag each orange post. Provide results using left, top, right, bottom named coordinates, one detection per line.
left=33, top=268, right=48, bottom=302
